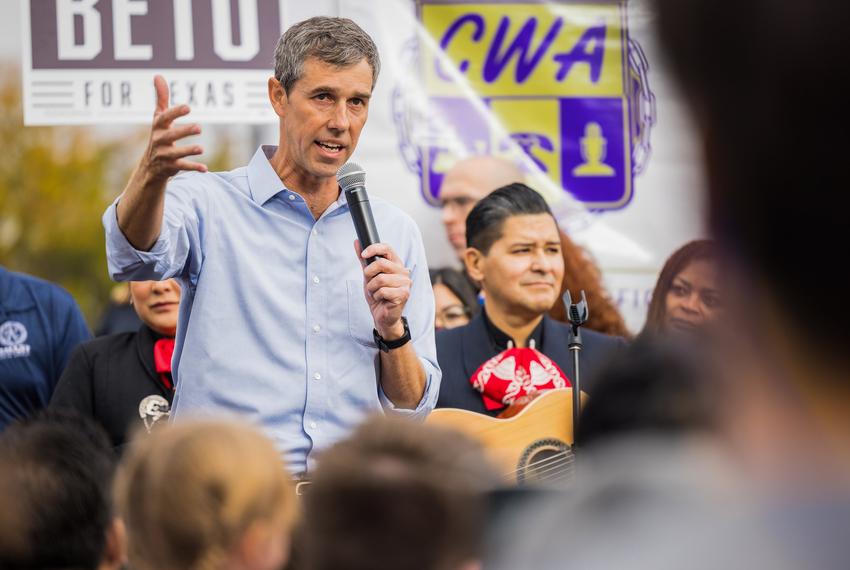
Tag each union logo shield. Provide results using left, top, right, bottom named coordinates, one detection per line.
left=393, top=0, right=656, bottom=210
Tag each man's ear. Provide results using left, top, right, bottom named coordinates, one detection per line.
left=98, top=518, right=127, bottom=570
left=464, top=247, right=485, bottom=283
left=268, top=76, right=288, bottom=117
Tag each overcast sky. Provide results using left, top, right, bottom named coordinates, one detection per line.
left=3, top=2, right=22, bottom=59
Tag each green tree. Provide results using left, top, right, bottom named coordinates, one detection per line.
left=0, top=65, right=233, bottom=326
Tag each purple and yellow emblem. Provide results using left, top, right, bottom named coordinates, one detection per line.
left=394, top=0, right=655, bottom=210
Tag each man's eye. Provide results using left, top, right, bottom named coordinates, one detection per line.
left=315, top=93, right=331, bottom=101
left=349, top=98, right=364, bottom=106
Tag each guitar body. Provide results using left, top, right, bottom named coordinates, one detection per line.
left=426, top=389, right=586, bottom=486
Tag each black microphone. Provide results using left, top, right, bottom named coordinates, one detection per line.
left=337, top=162, right=381, bottom=265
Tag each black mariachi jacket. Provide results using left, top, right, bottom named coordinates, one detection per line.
left=435, top=313, right=627, bottom=416
left=49, top=324, right=173, bottom=450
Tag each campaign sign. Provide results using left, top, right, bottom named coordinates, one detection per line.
left=409, top=0, right=654, bottom=210
left=21, top=0, right=285, bottom=124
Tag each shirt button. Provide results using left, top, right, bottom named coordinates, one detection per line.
left=288, top=194, right=296, bottom=201
left=310, top=421, right=317, bottom=429
left=312, top=275, right=320, bottom=284
left=312, top=324, right=321, bottom=333
left=313, top=372, right=321, bottom=381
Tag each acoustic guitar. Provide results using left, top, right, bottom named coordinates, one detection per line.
left=426, top=388, right=586, bottom=486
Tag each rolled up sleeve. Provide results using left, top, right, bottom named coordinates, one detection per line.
left=103, top=175, right=206, bottom=284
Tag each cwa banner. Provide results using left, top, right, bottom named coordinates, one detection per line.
left=20, top=0, right=707, bottom=331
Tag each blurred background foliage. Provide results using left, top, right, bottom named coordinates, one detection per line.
left=0, top=64, right=234, bottom=328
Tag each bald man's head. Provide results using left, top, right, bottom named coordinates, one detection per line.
left=439, top=156, right=525, bottom=259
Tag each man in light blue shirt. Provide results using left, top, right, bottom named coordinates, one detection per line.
left=103, top=17, right=440, bottom=474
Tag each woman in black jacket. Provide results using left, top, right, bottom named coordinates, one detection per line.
left=50, top=279, right=181, bottom=450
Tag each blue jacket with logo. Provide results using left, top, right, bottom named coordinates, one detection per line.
left=0, top=267, right=91, bottom=429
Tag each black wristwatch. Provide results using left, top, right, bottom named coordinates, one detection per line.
left=373, top=317, right=411, bottom=353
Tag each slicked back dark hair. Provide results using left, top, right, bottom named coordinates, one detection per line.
left=0, top=410, right=116, bottom=570
left=466, top=183, right=555, bottom=254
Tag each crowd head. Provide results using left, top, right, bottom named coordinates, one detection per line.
left=430, top=268, right=480, bottom=330
left=115, top=420, right=296, bottom=570
left=0, top=411, right=124, bottom=570
left=439, top=156, right=525, bottom=259
left=655, top=0, right=846, bottom=361
left=302, top=416, right=500, bottom=570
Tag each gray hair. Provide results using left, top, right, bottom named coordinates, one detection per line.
left=274, top=16, right=381, bottom=94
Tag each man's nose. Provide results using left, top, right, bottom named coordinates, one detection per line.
left=441, top=205, right=454, bottom=225
left=328, top=102, right=350, bottom=131
left=530, top=251, right=552, bottom=272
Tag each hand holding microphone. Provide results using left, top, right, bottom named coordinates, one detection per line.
left=337, top=163, right=411, bottom=339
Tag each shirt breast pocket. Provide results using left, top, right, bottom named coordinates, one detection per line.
left=346, top=280, right=376, bottom=347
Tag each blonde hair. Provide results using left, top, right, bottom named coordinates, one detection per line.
left=115, top=420, right=297, bottom=570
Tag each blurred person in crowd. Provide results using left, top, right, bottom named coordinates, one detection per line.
left=50, top=279, right=181, bottom=450
left=576, top=337, right=717, bottom=449
left=640, top=240, right=720, bottom=337
left=653, top=0, right=850, bottom=527
left=95, top=283, right=142, bottom=336
left=102, top=17, right=439, bottom=476
left=436, top=184, right=626, bottom=416
left=440, top=156, right=629, bottom=337
left=0, top=266, right=91, bottom=429
left=489, top=0, right=850, bottom=567
left=440, top=156, right=525, bottom=261
left=115, top=420, right=297, bottom=570
left=0, top=410, right=126, bottom=570
left=302, top=415, right=500, bottom=570
left=430, top=267, right=480, bottom=330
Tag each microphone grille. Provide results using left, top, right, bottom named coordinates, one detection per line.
left=336, top=162, right=366, bottom=191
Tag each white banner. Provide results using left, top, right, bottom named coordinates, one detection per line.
left=20, top=0, right=707, bottom=332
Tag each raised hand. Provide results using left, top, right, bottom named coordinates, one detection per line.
left=116, top=76, right=208, bottom=251
left=141, top=75, right=207, bottom=185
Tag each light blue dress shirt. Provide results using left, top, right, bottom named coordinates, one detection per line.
left=103, top=146, right=440, bottom=474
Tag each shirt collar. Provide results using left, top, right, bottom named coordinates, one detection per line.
left=246, top=145, right=349, bottom=216
left=247, top=145, right=287, bottom=206
left=482, top=307, right=545, bottom=352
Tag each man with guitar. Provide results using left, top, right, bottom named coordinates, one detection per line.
left=435, top=183, right=626, bottom=417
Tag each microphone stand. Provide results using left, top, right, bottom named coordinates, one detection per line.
left=563, top=290, right=589, bottom=454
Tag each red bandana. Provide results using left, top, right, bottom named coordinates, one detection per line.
left=153, top=338, right=175, bottom=391
left=469, top=341, right=571, bottom=411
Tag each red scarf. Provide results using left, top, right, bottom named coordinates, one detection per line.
left=469, top=341, right=570, bottom=411
left=153, top=338, right=175, bottom=391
